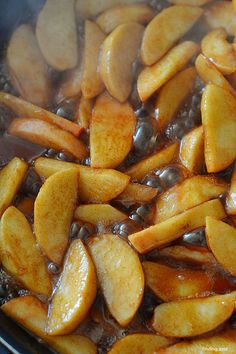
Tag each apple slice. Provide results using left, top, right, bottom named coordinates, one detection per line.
left=34, top=158, right=130, bottom=203
left=152, top=292, right=235, bottom=337
left=96, top=4, right=154, bottom=34
left=0, top=157, right=27, bottom=216
left=180, top=126, right=204, bottom=174
left=0, top=206, right=52, bottom=297
left=74, top=204, right=127, bottom=226
left=202, top=28, right=236, bottom=75
left=36, top=0, right=78, bottom=71
left=0, top=92, right=82, bottom=137
left=204, top=1, right=236, bottom=36
left=115, top=183, right=157, bottom=205
left=75, top=97, right=93, bottom=130
left=1, top=296, right=97, bottom=354
left=9, top=118, right=87, bottom=160
left=88, top=234, right=144, bottom=326
left=138, top=41, right=199, bottom=102
left=155, top=175, right=227, bottom=223
left=141, top=6, right=203, bottom=66
left=47, top=239, right=96, bottom=335
left=129, top=199, right=226, bottom=253
left=201, top=84, right=236, bottom=173
left=100, top=22, right=144, bottom=102
left=234, top=0, right=236, bottom=11
left=108, top=334, right=174, bottom=354
left=168, top=0, right=211, bottom=5
left=81, top=21, right=105, bottom=99
left=226, top=163, right=236, bottom=215
left=155, top=67, right=197, bottom=131
left=7, top=25, right=50, bottom=107
left=90, top=93, right=136, bottom=168
left=125, top=142, right=178, bottom=181
left=34, top=170, right=79, bottom=265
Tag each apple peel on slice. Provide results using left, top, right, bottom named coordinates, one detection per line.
left=180, top=126, right=204, bottom=174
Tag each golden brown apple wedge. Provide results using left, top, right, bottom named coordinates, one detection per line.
left=1, top=296, right=97, bottom=354
left=155, top=175, right=227, bottom=223
left=129, top=199, right=226, bottom=253
left=7, top=25, right=51, bottom=107
left=74, top=204, right=127, bottom=226
left=202, top=28, right=236, bottom=75
left=152, top=293, right=235, bottom=337
left=138, top=41, right=199, bottom=102
left=81, top=21, right=105, bottom=99
left=168, top=0, right=211, bottom=5
left=115, top=183, right=158, bottom=204
left=0, top=157, right=28, bottom=216
left=8, top=118, right=86, bottom=160
left=227, top=163, right=236, bottom=215
left=180, top=126, right=204, bottom=174
left=234, top=0, right=236, bottom=11
left=34, top=170, right=79, bottom=265
left=0, top=206, right=52, bottom=297
left=125, top=142, right=178, bottom=181
left=88, top=234, right=144, bottom=327
left=36, top=0, right=78, bottom=71
left=90, top=93, right=136, bottom=168
left=75, top=97, right=93, bottom=130
left=201, top=84, right=236, bottom=173
left=141, top=6, right=203, bottom=66
left=96, top=3, right=154, bottom=34
left=47, top=240, right=97, bottom=335
left=100, top=23, right=144, bottom=102
left=205, top=1, right=236, bottom=36
left=34, top=158, right=130, bottom=203
left=155, top=67, right=197, bottom=131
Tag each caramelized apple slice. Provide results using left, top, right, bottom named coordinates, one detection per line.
left=7, top=25, right=50, bottom=107
left=88, top=234, right=144, bottom=326
left=34, top=158, right=130, bottom=203
left=141, top=6, right=202, bottom=66
left=129, top=199, right=226, bottom=253
left=180, top=126, right=204, bottom=174
left=155, top=67, right=197, bottom=131
left=125, top=142, right=178, bottom=181
left=155, top=175, right=227, bottom=223
left=34, top=170, right=79, bottom=265
left=205, top=1, right=236, bottom=36
left=47, top=240, right=96, bottom=335
left=201, top=84, right=236, bottom=173
left=202, top=28, right=236, bottom=75
left=115, top=183, right=158, bottom=205
left=81, top=21, right=105, bottom=99
left=75, top=204, right=127, bottom=226
left=0, top=157, right=27, bottom=216
left=75, top=97, right=93, bottom=129
left=168, top=0, right=211, bottom=5
left=138, top=41, right=199, bottom=102
left=96, top=4, right=154, bottom=34
left=36, top=0, right=78, bottom=71
left=100, top=23, right=144, bottom=102
left=152, top=293, right=235, bottom=337
left=2, top=296, right=97, bottom=354
left=0, top=206, right=52, bottom=297
left=9, top=118, right=86, bottom=160
left=90, top=93, right=136, bottom=168
left=226, top=163, right=236, bottom=215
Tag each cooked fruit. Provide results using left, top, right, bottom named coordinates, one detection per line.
left=168, top=0, right=211, bottom=5
left=34, top=170, right=79, bottom=265
left=36, top=0, right=78, bottom=71
left=100, top=22, right=144, bottom=102
left=201, top=84, right=236, bottom=173
left=227, top=163, right=236, bottom=214
left=81, top=21, right=105, bottom=99
left=152, top=293, right=235, bottom=337
left=0, top=206, right=52, bottom=297
left=90, top=93, right=136, bottom=168
left=202, top=28, right=236, bottom=75
left=47, top=240, right=96, bottom=335
left=34, top=158, right=130, bottom=203
left=7, top=24, right=50, bottom=107
left=75, top=97, right=93, bottom=130
left=155, top=67, right=197, bottom=131
left=88, top=234, right=144, bottom=326
left=141, top=6, right=202, bottom=66
left=115, top=183, right=157, bottom=204
left=96, top=3, right=154, bottom=33
left=1, top=296, right=97, bottom=354
left=205, top=1, right=236, bottom=36
left=8, top=118, right=86, bottom=160
left=125, top=142, right=178, bottom=181
left=0, top=157, right=27, bottom=216
left=129, top=199, right=226, bottom=253
left=155, top=175, right=227, bottom=223
left=138, top=41, right=199, bottom=101
left=180, top=126, right=204, bottom=174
